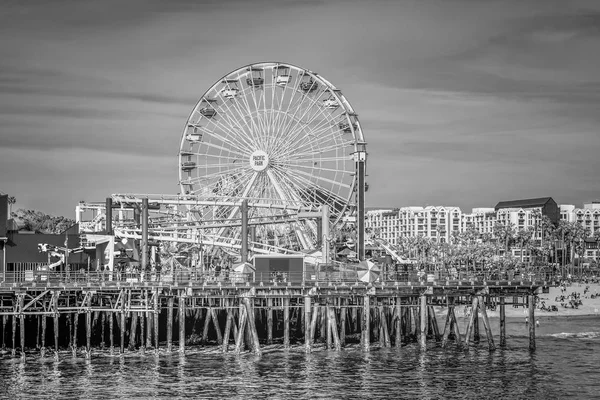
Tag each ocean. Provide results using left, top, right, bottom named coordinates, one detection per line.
left=1, top=316, right=599, bottom=399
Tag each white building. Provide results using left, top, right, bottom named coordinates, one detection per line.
left=461, top=207, right=496, bottom=236
left=365, top=208, right=400, bottom=245
left=398, top=206, right=462, bottom=243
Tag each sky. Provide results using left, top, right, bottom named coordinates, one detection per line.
left=1, top=0, right=599, bottom=217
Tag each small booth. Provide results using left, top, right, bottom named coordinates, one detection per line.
left=253, top=254, right=305, bottom=284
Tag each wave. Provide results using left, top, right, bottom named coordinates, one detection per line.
left=547, top=331, right=600, bottom=339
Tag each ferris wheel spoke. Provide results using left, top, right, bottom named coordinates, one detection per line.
left=275, top=164, right=349, bottom=207
left=272, top=70, right=304, bottom=138
left=286, top=101, right=340, bottom=146
left=286, top=155, right=352, bottom=163
left=204, top=105, right=258, bottom=150
left=234, top=71, right=267, bottom=150
left=283, top=107, right=345, bottom=155
left=215, top=90, right=262, bottom=149
left=190, top=122, right=250, bottom=156
left=277, top=162, right=353, bottom=177
left=281, top=124, right=342, bottom=158
left=282, top=140, right=356, bottom=162
left=216, top=81, right=263, bottom=150
left=197, top=140, right=248, bottom=159
left=269, top=168, right=316, bottom=205
left=271, top=87, right=330, bottom=157
left=277, top=85, right=329, bottom=145
left=286, top=166, right=352, bottom=190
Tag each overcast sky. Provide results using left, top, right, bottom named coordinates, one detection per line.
left=1, top=0, right=599, bottom=217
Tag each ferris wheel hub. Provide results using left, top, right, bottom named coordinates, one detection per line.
left=249, top=150, right=269, bottom=172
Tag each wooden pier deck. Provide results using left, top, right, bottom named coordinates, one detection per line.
left=0, top=272, right=553, bottom=359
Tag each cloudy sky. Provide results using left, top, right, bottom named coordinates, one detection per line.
left=1, top=0, right=599, bottom=217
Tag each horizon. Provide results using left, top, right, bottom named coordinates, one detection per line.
left=1, top=0, right=599, bottom=218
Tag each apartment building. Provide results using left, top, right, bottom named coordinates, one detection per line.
left=461, top=207, right=496, bottom=236
left=365, top=208, right=400, bottom=245
left=560, top=202, right=600, bottom=260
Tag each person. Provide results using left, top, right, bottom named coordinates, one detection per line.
left=536, top=319, right=540, bottom=327
left=525, top=316, right=529, bottom=324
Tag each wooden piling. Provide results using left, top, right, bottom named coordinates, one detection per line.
left=351, top=307, right=358, bottom=333
left=266, top=298, right=273, bottom=345
left=320, top=305, right=327, bottom=343
left=100, top=311, right=105, bottom=349
left=202, top=307, right=211, bottom=345
left=128, top=312, right=138, bottom=351
left=473, top=302, right=480, bottom=343
left=309, top=302, right=319, bottom=351
left=234, top=303, right=247, bottom=353
left=146, top=311, right=152, bottom=351
left=477, top=296, right=496, bottom=352
left=339, top=301, right=347, bottom=348
left=140, top=308, right=145, bottom=354
left=328, top=304, right=341, bottom=351
left=411, top=303, right=419, bottom=339
left=167, top=297, right=174, bottom=352
left=86, top=310, right=92, bottom=357
left=41, top=315, right=47, bottom=357
left=419, top=295, right=427, bottom=349
left=53, top=293, right=59, bottom=358
left=12, top=312, right=16, bottom=357
left=451, top=307, right=462, bottom=347
left=72, top=312, right=79, bottom=356
left=19, top=296, right=25, bottom=359
left=362, top=295, right=370, bottom=351
left=304, top=296, right=312, bottom=352
left=179, top=293, right=186, bottom=353
left=441, top=301, right=453, bottom=348
left=243, top=297, right=261, bottom=355
left=463, top=296, right=478, bottom=349
left=283, top=297, right=290, bottom=348
left=109, top=313, right=114, bottom=355
left=1, top=315, right=6, bottom=350
left=379, top=306, right=391, bottom=347
left=326, top=305, right=332, bottom=349
left=120, top=310, right=126, bottom=354
left=222, top=300, right=233, bottom=353
left=154, top=290, right=159, bottom=354
left=211, top=307, right=223, bottom=345
left=528, top=294, right=536, bottom=351
left=394, top=298, right=402, bottom=348
left=499, top=297, right=506, bottom=347
left=428, top=306, right=440, bottom=341
left=67, top=313, right=72, bottom=350
left=36, top=315, right=41, bottom=350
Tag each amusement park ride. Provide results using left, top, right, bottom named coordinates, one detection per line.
left=75, top=62, right=368, bottom=273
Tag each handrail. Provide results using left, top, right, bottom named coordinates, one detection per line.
left=0, top=268, right=558, bottom=288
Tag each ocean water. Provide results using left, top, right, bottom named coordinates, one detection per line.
left=1, top=316, right=599, bottom=400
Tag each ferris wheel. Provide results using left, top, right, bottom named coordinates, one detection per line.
left=178, top=62, right=367, bottom=254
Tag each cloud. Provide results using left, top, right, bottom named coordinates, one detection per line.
left=0, top=0, right=599, bottom=216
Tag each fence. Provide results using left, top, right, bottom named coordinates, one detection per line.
left=0, top=267, right=557, bottom=287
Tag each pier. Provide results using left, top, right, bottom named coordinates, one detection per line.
left=0, top=272, right=550, bottom=359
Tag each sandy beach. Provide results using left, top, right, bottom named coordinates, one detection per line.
left=432, top=282, right=600, bottom=321
left=472, top=282, right=600, bottom=319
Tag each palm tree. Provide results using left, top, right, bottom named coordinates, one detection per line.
left=515, top=227, right=535, bottom=266
left=493, top=221, right=515, bottom=257
left=7, top=196, right=16, bottom=214
left=593, top=229, right=600, bottom=263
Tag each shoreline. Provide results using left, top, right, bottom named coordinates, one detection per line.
left=431, top=282, right=600, bottom=320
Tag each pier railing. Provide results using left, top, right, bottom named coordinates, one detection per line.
left=0, top=268, right=556, bottom=288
